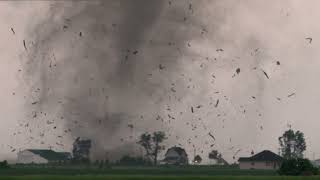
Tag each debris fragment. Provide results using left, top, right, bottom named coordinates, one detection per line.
left=236, top=68, right=240, bottom=74
left=132, top=50, right=138, bottom=55
left=288, top=93, right=296, bottom=98
left=31, top=101, right=38, bottom=105
left=214, top=99, right=219, bottom=108
left=11, top=28, right=15, bottom=35
left=276, top=61, right=280, bottom=65
left=216, top=49, right=224, bottom=52
left=191, top=107, right=194, bottom=113
left=208, top=132, right=215, bottom=141
left=170, top=87, right=176, bottom=92
left=306, top=37, right=312, bottom=44
left=23, top=40, right=27, bottom=51
left=159, top=64, right=165, bottom=70
left=79, top=32, right=82, bottom=37
left=196, top=105, right=202, bottom=109
left=262, top=70, right=269, bottom=79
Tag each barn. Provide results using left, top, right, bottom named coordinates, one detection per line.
left=17, top=149, right=71, bottom=164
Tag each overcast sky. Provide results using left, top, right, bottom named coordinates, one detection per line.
left=1, top=1, right=320, bottom=163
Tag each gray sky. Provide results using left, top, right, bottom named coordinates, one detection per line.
left=1, top=1, right=320, bottom=163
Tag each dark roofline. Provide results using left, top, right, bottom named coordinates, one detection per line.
left=238, top=150, right=283, bottom=162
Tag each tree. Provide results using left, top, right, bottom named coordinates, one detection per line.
left=279, top=129, right=306, bottom=159
left=137, top=131, right=167, bottom=165
left=0, top=160, right=9, bottom=169
left=278, top=158, right=318, bottom=176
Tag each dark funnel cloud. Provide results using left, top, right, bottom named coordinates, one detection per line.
left=21, top=0, right=205, bottom=160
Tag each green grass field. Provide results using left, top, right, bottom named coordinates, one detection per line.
left=0, top=166, right=318, bottom=180
left=0, top=175, right=320, bottom=180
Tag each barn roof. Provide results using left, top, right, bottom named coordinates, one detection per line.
left=238, top=150, right=283, bottom=162
left=27, top=149, right=71, bottom=161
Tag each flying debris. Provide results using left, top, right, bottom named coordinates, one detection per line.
left=31, top=101, right=38, bottom=105
left=191, top=107, right=194, bottom=113
left=10, top=28, right=15, bottom=35
left=79, top=32, right=82, bottom=37
left=196, top=105, right=202, bottom=109
left=63, top=25, right=68, bottom=30
left=236, top=68, right=240, bottom=74
left=214, top=99, right=219, bottom=108
left=208, top=132, right=216, bottom=141
left=132, top=50, right=138, bottom=55
left=23, top=40, right=27, bottom=51
left=306, top=37, right=312, bottom=44
left=252, top=96, right=256, bottom=99
left=262, top=70, right=269, bottom=79
left=276, top=61, right=280, bottom=65
left=170, top=87, right=176, bottom=92
left=288, top=93, right=296, bottom=98
left=216, top=49, right=224, bottom=52
left=159, top=64, right=165, bottom=70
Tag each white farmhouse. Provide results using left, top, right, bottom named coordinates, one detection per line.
left=17, top=149, right=71, bottom=164
left=238, top=150, right=283, bottom=170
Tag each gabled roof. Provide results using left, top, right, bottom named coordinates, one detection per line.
left=165, top=146, right=187, bottom=157
left=27, top=149, right=71, bottom=161
left=238, top=150, right=283, bottom=162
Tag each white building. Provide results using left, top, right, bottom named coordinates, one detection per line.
left=17, top=149, right=71, bottom=164
left=238, top=150, right=283, bottom=170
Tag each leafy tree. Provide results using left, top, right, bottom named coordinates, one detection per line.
left=0, top=160, right=9, bottom=169
left=278, top=158, right=318, bottom=176
left=137, top=131, right=167, bottom=165
left=279, top=129, right=306, bottom=159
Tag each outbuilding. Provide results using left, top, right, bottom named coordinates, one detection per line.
left=17, top=149, right=71, bottom=164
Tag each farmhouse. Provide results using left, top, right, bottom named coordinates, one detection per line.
left=17, top=149, right=71, bottom=164
left=238, top=150, right=283, bottom=170
left=162, top=146, right=188, bottom=165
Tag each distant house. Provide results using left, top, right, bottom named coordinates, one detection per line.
left=238, top=150, right=283, bottom=170
left=162, top=146, right=188, bottom=165
left=17, top=149, right=71, bottom=164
